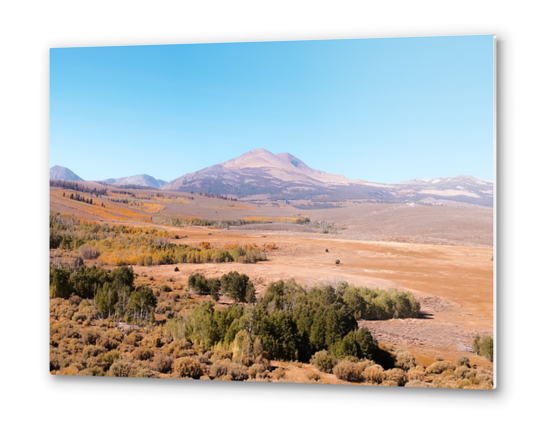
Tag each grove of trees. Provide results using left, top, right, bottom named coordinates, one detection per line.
left=164, top=278, right=419, bottom=365
left=50, top=264, right=157, bottom=324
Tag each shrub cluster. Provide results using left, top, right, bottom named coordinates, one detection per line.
left=50, top=294, right=493, bottom=388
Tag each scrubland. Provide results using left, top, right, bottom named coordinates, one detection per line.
left=49, top=183, right=494, bottom=388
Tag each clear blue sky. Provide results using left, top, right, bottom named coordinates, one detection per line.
left=50, top=35, right=494, bottom=183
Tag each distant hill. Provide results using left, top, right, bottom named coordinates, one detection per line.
left=395, top=175, right=494, bottom=207
left=161, top=148, right=493, bottom=207
left=50, top=166, right=84, bottom=181
left=99, top=174, right=167, bottom=189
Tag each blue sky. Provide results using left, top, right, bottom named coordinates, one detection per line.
left=50, top=35, right=494, bottom=183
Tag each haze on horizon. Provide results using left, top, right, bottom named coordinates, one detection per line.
left=50, top=36, right=494, bottom=184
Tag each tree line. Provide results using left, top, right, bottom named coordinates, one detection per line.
left=109, top=189, right=136, bottom=197
left=191, top=191, right=238, bottom=201
left=49, top=212, right=268, bottom=266
left=50, top=263, right=157, bottom=324
left=50, top=180, right=107, bottom=196
left=63, top=192, right=104, bottom=207
left=158, top=216, right=309, bottom=229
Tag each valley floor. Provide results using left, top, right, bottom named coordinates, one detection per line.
left=67, top=223, right=493, bottom=370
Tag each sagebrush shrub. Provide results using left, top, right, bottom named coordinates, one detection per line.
left=426, top=360, right=455, bottom=374
left=248, top=364, right=267, bottom=379
left=72, top=311, right=87, bottom=323
left=272, top=367, right=286, bottom=380
left=131, top=367, right=159, bottom=378
left=82, top=366, right=105, bottom=377
left=81, top=330, right=99, bottom=345
left=306, top=370, right=321, bottom=382
left=83, top=345, right=106, bottom=359
left=196, top=355, right=212, bottom=365
left=79, top=245, right=99, bottom=259
left=455, top=356, right=470, bottom=367
left=333, top=360, right=364, bottom=382
left=152, top=354, right=174, bottom=373
left=132, top=347, right=154, bottom=361
left=163, top=339, right=192, bottom=356
left=407, top=365, right=426, bottom=381
left=405, top=380, right=433, bottom=388
left=62, top=363, right=83, bottom=376
left=310, top=350, right=337, bottom=373
left=441, top=369, right=455, bottom=378
left=356, top=360, right=375, bottom=374
left=479, top=380, right=493, bottom=390
left=228, top=362, right=249, bottom=381
left=395, top=350, right=417, bottom=370
left=455, top=365, right=470, bottom=379
left=97, top=336, right=119, bottom=350
left=174, top=357, right=204, bottom=379
left=211, top=359, right=231, bottom=379
left=212, top=350, right=233, bottom=361
left=109, top=360, right=133, bottom=377
left=385, top=368, right=408, bottom=386
left=363, top=364, right=385, bottom=384
left=50, top=354, right=60, bottom=372
left=476, top=369, right=493, bottom=385
left=254, top=354, right=270, bottom=370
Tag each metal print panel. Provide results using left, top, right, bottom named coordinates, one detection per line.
left=49, top=35, right=495, bottom=389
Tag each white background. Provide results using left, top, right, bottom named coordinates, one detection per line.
left=1, top=0, right=540, bottom=422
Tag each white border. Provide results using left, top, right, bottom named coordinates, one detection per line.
left=3, top=1, right=542, bottom=422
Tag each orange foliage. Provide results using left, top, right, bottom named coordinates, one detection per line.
left=51, top=188, right=152, bottom=222
left=132, top=203, right=165, bottom=213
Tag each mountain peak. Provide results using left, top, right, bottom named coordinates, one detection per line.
left=50, top=166, right=84, bottom=181
left=221, top=148, right=287, bottom=170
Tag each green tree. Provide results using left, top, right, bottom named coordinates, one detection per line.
left=473, top=334, right=481, bottom=354
left=50, top=265, right=71, bottom=298
left=220, top=271, right=254, bottom=303
left=127, top=286, right=157, bottom=324
left=480, top=336, right=494, bottom=362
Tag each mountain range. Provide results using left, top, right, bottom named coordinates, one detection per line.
left=50, top=148, right=493, bottom=207
left=162, top=148, right=493, bottom=207
left=100, top=174, right=167, bottom=189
